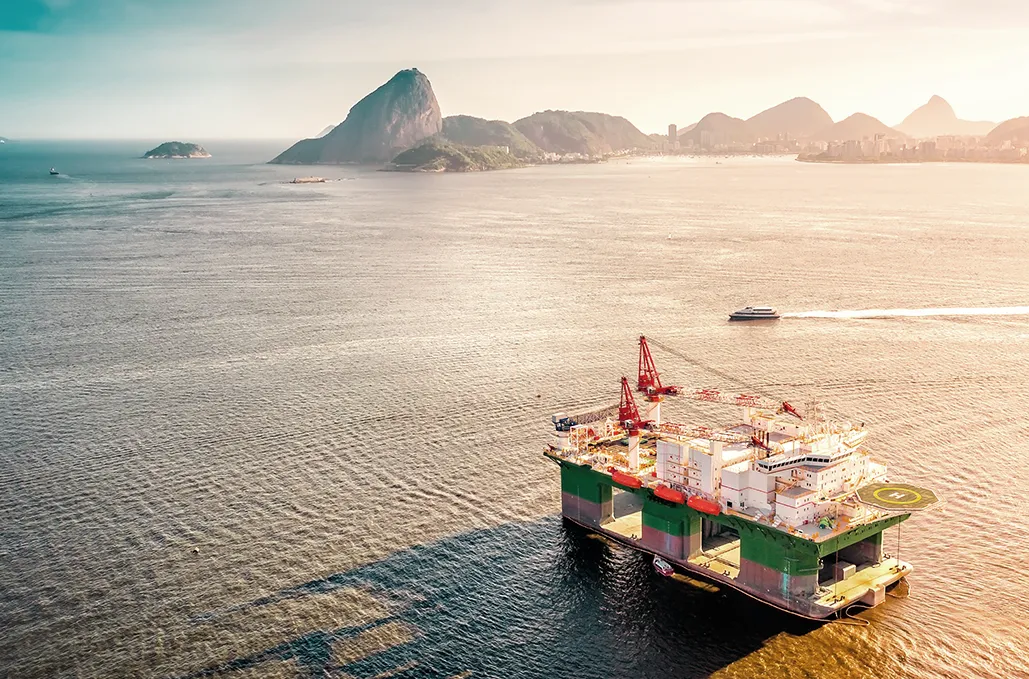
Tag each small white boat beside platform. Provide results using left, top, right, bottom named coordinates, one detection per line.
left=653, top=555, right=674, bottom=577
left=729, top=306, right=780, bottom=321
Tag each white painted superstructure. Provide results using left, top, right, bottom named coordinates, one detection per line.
left=654, top=407, right=887, bottom=530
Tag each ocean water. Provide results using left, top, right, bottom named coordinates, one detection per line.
left=2, top=141, right=1029, bottom=678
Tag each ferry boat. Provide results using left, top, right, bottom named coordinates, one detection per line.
left=544, top=336, right=938, bottom=619
left=729, top=306, right=779, bottom=321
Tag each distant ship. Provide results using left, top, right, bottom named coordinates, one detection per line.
left=49, top=168, right=59, bottom=175
left=729, top=306, right=779, bottom=321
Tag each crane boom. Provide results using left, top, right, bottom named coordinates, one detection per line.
left=638, top=336, right=680, bottom=397
left=618, top=376, right=643, bottom=430
left=552, top=403, right=619, bottom=432
left=639, top=336, right=805, bottom=419
left=689, top=388, right=778, bottom=409
left=652, top=422, right=752, bottom=444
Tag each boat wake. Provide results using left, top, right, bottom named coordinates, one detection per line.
left=782, top=306, right=1029, bottom=319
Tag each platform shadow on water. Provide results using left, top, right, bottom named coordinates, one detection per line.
left=177, top=516, right=816, bottom=679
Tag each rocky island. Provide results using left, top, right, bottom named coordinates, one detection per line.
left=143, top=142, right=211, bottom=159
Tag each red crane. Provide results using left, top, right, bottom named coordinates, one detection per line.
left=780, top=401, right=803, bottom=419
left=618, top=376, right=644, bottom=432
left=637, top=335, right=680, bottom=398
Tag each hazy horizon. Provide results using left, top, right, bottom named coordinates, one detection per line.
left=4, top=0, right=1029, bottom=139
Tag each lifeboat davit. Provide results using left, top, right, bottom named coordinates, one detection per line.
left=687, top=495, right=721, bottom=515
left=611, top=470, right=643, bottom=489
left=654, top=485, right=685, bottom=504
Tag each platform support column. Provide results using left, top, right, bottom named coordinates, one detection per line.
left=640, top=497, right=701, bottom=560
left=838, top=532, right=883, bottom=565
left=738, top=525, right=820, bottom=598
left=560, top=463, right=613, bottom=528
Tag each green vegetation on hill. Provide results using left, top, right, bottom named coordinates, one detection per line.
left=441, top=115, right=542, bottom=159
left=512, top=110, right=655, bottom=156
left=390, top=141, right=525, bottom=172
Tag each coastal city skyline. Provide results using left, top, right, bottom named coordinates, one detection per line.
left=4, top=0, right=1029, bottom=138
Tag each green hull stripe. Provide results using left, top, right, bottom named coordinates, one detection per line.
left=548, top=453, right=909, bottom=574
left=737, top=521, right=821, bottom=575
left=641, top=496, right=701, bottom=537
left=556, top=459, right=613, bottom=504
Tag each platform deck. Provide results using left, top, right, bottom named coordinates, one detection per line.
left=815, top=558, right=911, bottom=607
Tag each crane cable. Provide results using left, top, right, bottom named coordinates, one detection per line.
left=647, top=336, right=782, bottom=402
left=648, top=335, right=841, bottom=421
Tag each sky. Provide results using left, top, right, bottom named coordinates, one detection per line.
left=3, top=0, right=1029, bottom=139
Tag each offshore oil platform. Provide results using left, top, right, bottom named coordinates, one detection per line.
left=545, top=337, right=938, bottom=619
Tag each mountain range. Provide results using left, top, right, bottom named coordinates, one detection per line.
left=677, top=98, right=886, bottom=145
left=270, top=70, right=657, bottom=166
left=269, top=70, right=1028, bottom=168
left=811, top=113, right=905, bottom=142
left=676, top=95, right=1024, bottom=145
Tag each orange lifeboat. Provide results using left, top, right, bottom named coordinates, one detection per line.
left=687, top=495, right=721, bottom=515
left=654, top=485, right=685, bottom=504
left=611, top=470, right=643, bottom=489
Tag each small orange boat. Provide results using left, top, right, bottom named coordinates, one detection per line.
left=611, top=470, right=642, bottom=489
left=687, top=495, right=721, bottom=515
left=654, top=485, right=685, bottom=504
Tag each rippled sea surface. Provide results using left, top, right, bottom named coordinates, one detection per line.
left=2, top=142, right=1029, bottom=678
